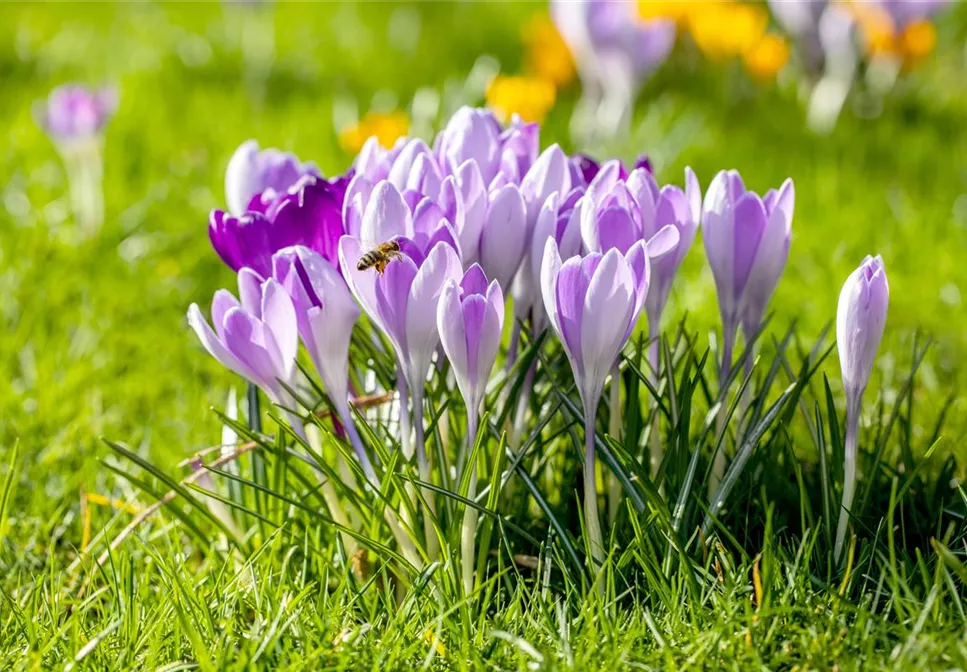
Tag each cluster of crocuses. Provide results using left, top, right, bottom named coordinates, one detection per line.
left=190, top=105, right=888, bottom=580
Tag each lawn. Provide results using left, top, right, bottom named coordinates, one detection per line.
left=2, top=2, right=967, bottom=669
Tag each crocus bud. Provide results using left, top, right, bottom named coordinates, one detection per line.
left=541, top=238, right=650, bottom=411
left=209, top=174, right=344, bottom=278
left=225, top=140, right=320, bottom=217
left=437, top=265, right=505, bottom=413
left=702, top=170, right=794, bottom=352
left=35, top=84, right=117, bottom=144
left=836, top=255, right=889, bottom=397
left=477, top=183, right=528, bottom=292
left=834, top=254, right=888, bottom=561
left=496, top=117, right=540, bottom=185
left=187, top=271, right=299, bottom=408
left=436, top=106, right=503, bottom=184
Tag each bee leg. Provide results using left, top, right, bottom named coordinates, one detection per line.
left=374, top=258, right=389, bottom=275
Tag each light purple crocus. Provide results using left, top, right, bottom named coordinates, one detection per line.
left=702, top=170, right=795, bottom=381
left=187, top=271, right=302, bottom=431
left=541, top=237, right=650, bottom=562
left=834, top=255, right=889, bottom=560
left=210, top=174, right=345, bottom=278
left=568, top=154, right=654, bottom=191
left=438, top=265, right=505, bottom=420
left=225, top=139, right=321, bottom=217
left=435, top=107, right=503, bottom=184
left=35, top=84, right=117, bottom=143
left=271, top=245, right=376, bottom=482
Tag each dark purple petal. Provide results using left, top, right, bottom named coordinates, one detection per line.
left=460, top=264, right=489, bottom=297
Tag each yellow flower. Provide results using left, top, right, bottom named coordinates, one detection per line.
left=743, top=33, right=790, bottom=80
left=899, top=19, right=937, bottom=67
left=637, top=0, right=695, bottom=25
left=523, top=14, right=576, bottom=89
left=688, top=1, right=767, bottom=60
left=486, top=75, right=556, bottom=124
left=338, top=111, right=409, bottom=155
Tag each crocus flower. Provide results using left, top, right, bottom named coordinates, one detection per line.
left=225, top=139, right=320, bottom=217
left=541, top=237, right=650, bottom=562
left=435, top=106, right=503, bottom=184
left=568, top=154, right=655, bottom=191
left=209, top=174, right=345, bottom=278
left=187, top=270, right=302, bottom=430
left=552, top=0, right=676, bottom=140
left=35, top=84, right=117, bottom=144
left=35, top=84, right=117, bottom=232
left=437, top=264, right=505, bottom=419
left=834, top=255, right=889, bottom=560
left=702, top=170, right=794, bottom=380
left=438, top=264, right=504, bottom=594
left=271, top=245, right=376, bottom=482
left=475, top=183, right=528, bottom=292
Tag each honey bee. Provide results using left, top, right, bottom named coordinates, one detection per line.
left=356, top=240, right=402, bottom=274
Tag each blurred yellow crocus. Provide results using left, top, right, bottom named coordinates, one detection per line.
left=899, top=19, right=937, bottom=67
left=523, top=14, right=576, bottom=89
left=338, top=111, right=409, bottom=154
left=637, top=0, right=694, bottom=25
left=688, top=1, right=767, bottom=60
left=486, top=75, right=557, bottom=124
left=743, top=33, right=790, bottom=80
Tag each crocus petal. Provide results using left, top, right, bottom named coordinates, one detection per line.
left=376, top=255, right=418, bottom=354
left=405, top=242, right=462, bottom=385
left=437, top=280, right=470, bottom=397
left=260, top=278, right=299, bottom=381
left=479, top=184, right=527, bottom=290
left=339, top=235, right=383, bottom=331
left=540, top=237, right=564, bottom=337
left=555, top=257, right=589, bottom=368
left=187, top=303, right=259, bottom=385
left=238, top=268, right=265, bottom=318
left=222, top=307, right=284, bottom=397
left=360, top=181, right=412, bottom=247
left=211, top=290, right=241, bottom=340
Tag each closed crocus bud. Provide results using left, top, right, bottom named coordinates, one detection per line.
left=187, top=272, right=301, bottom=431
left=209, top=174, right=344, bottom=278
left=702, top=170, right=794, bottom=375
left=496, top=117, right=540, bottom=185
left=272, top=245, right=376, bottom=481
left=35, top=84, right=117, bottom=144
left=436, top=106, right=503, bottom=184
left=477, top=183, right=528, bottom=292
left=834, top=255, right=888, bottom=561
left=541, top=237, right=650, bottom=562
left=520, top=144, right=572, bottom=229
left=837, top=255, right=889, bottom=397
left=437, top=265, right=505, bottom=414
left=225, top=140, right=320, bottom=217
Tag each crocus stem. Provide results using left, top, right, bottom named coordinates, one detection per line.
left=709, top=326, right=736, bottom=499
left=584, top=401, right=605, bottom=569
left=411, top=384, right=439, bottom=559
left=504, top=320, right=522, bottom=374
left=461, top=410, right=480, bottom=596
left=607, top=361, right=622, bottom=526
left=336, top=403, right=378, bottom=486
left=834, top=392, right=862, bottom=563
left=509, top=359, right=537, bottom=449
left=647, top=324, right=663, bottom=481
left=397, top=367, right=412, bottom=459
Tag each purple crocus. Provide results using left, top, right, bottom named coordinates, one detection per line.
left=834, top=255, right=889, bottom=560
left=271, top=245, right=376, bottom=482
left=541, top=237, right=651, bottom=562
left=435, top=107, right=504, bottom=184
left=225, top=139, right=320, bottom=217
left=702, top=170, right=795, bottom=381
left=35, top=84, right=117, bottom=143
left=438, top=263, right=504, bottom=593
left=209, top=174, right=345, bottom=278
left=187, top=271, right=302, bottom=431
left=567, top=153, right=654, bottom=190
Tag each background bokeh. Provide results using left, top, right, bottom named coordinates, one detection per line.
left=2, top=1, right=966, bottom=529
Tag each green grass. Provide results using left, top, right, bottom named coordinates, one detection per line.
left=2, top=2, right=967, bottom=669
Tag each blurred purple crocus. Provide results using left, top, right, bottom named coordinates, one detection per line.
left=552, top=0, right=676, bottom=140
left=225, top=139, right=320, bottom=217
left=541, top=237, right=651, bottom=562
left=35, top=84, right=117, bottom=143
left=834, top=255, right=889, bottom=560
left=568, top=153, right=654, bottom=190
left=271, top=245, right=376, bottom=482
left=209, top=174, right=345, bottom=278
left=702, top=170, right=795, bottom=382
left=187, top=270, right=302, bottom=432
